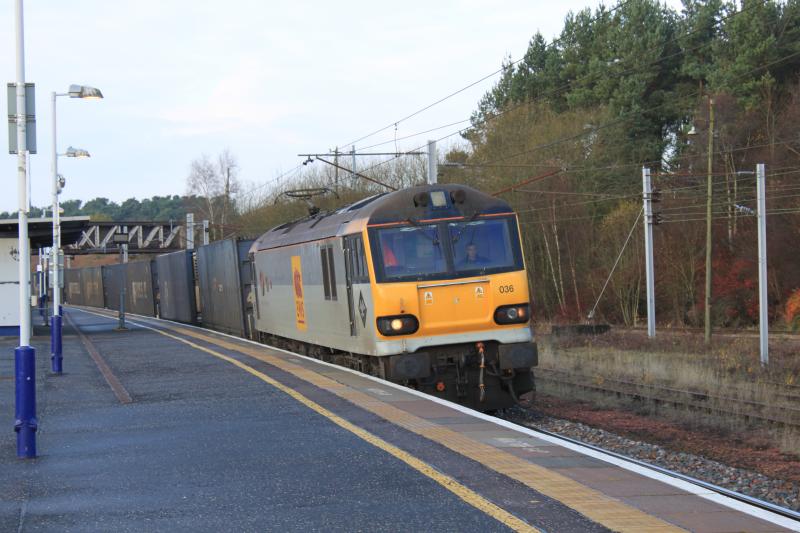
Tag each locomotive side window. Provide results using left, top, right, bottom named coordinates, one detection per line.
left=359, top=238, right=369, bottom=281
left=320, top=247, right=331, bottom=299
left=327, top=246, right=337, bottom=298
left=320, top=245, right=337, bottom=300
left=343, top=234, right=370, bottom=285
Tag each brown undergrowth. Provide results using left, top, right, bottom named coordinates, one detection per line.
left=525, top=393, right=800, bottom=483
left=535, top=327, right=800, bottom=454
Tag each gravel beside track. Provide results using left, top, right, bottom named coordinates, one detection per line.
left=504, top=406, right=800, bottom=513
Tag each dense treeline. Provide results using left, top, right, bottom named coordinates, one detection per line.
left=0, top=195, right=191, bottom=222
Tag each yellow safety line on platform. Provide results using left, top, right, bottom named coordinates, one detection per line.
left=166, top=324, right=686, bottom=533
left=119, top=316, right=538, bottom=533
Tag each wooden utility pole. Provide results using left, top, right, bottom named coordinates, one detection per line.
left=704, top=97, right=714, bottom=346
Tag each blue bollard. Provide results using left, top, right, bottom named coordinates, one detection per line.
left=14, top=345, right=37, bottom=459
left=51, top=315, right=63, bottom=374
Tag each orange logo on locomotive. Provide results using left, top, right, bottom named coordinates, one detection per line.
left=291, top=256, right=307, bottom=331
left=293, top=269, right=303, bottom=298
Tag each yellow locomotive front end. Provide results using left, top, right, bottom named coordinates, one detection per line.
left=364, top=186, right=537, bottom=410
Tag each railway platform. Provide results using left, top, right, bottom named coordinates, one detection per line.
left=0, top=307, right=797, bottom=532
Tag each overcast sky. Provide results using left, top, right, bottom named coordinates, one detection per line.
left=3, top=0, right=682, bottom=213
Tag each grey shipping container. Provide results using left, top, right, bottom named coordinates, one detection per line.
left=64, top=269, right=83, bottom=306
left=155, top=250, right=197, bottom=324
left=102, top=261, right=157, bottom=316
left=81, top=266, right=105, bottom=308
left=126, top=260, right=157, bottom=317
left=103, top=264, right=122, bottom=311
left=196, top=238, right=253, bottom=337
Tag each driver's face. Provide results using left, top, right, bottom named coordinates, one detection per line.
left=466, top=245, right=477, bottom=259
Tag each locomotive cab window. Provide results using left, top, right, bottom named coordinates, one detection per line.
left=369, top=215, right=524, bottom=283
left=450, top=218, right=521, bottom=275
left=320, top=245, right=337, bottom=300
left=374, top=224, right=446, bottom=281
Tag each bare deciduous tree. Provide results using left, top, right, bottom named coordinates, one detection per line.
left=186, top=149, right=240, bottom=241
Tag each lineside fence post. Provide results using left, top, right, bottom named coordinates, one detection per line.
left=756, top=163, right=768, bottom=366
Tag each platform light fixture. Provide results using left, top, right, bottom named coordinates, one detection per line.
left=63, top=146, right=90, bottom=158
left=67, top=84, right=103, bottom=99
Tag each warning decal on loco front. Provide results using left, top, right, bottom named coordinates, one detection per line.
left=291, top=255, right=307, bottom=331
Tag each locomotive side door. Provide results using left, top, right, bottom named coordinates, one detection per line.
left=342, top=235, right=358, bottom=336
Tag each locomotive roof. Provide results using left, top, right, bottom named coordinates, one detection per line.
left=250, top=183, right=513, bottom=252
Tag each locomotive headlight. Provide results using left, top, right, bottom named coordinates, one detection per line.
left=377, top=315, right=419, bottom=336
left=494, top=304, right=530, bottom=325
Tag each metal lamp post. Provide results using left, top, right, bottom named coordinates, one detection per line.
left=13, top=0, right=37, bottom=459
left=50, top=147, right=90, bottom=374
left=50, top=84, right=102, bottom=374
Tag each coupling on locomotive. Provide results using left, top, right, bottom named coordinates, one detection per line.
left=249, top=183, right=537, bottom=410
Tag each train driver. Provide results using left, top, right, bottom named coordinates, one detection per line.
left=459, top=242, right=490, bottom=267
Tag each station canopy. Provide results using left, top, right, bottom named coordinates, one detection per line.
left=0, top=216, right=91, bottom=248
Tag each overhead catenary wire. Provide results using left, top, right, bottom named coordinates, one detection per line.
left=237, top=163, right=305, bottom=199
left=512, top=205, right=800, bottom=230
left=354, top=45, right=800, bottom=188
left=319, top=4, right=791, bottom=201
left=246, top=2, right=791, bottom=211
left=336, top=0, right=640, bottom=149
left=509, top=170, right=800, bottom=215
left=340, top=0, right=772, bottom=160
left=481, top=49, right=800, bottom=168
left=449, top=139, right=800, bottom=177
left=660, top=209, right=800, bottom=223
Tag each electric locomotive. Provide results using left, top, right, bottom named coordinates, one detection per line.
left=249, top=184, right=537, bottom=410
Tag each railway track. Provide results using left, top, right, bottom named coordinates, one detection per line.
left=535, top=367, right=800, bottom=429
left=499, top=410, right=800, bottom=522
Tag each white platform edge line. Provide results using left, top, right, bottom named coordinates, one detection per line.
left=70, top=307, right=800, bottom=532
